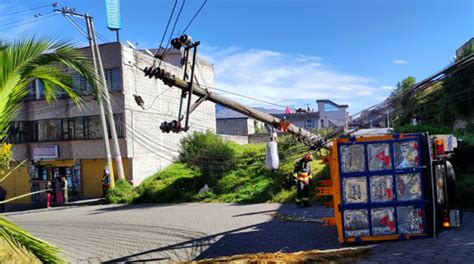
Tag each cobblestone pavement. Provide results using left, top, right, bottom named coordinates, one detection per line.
left=5, top=203, right=474, bottom=263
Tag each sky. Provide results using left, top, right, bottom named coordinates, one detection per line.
left=0, top=0, right=473, bottom=114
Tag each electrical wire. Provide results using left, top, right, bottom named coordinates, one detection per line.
left=0, top=11, right=52, bottom=27
left=182, top=0, right=208, bottom=34
left=153, top=0, right=178, bottom=64
left=158, top=0, right=186, bottom=67
left=62, top=14, right=88, bottom=39
left=0, top=12, right=57, bottom=32
left=0, top=4, right=50, bottom=18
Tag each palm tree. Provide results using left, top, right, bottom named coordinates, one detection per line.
left=0, top=37, right=100, bottom=263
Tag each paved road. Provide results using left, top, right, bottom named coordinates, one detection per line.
left=5, top=203, right=474, bottom=263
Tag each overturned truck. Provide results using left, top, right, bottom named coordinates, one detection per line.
left=139, top=34, right=464, bottom=243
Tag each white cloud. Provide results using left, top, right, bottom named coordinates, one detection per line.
left=380, top=85, right=395, bottom=91
left=202, top=47, right=387, bottom=113
left=357, top=91, right=373, bottom=95
left=393, top=59, right=408, bottom=64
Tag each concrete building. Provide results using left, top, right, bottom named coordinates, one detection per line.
left=5, top=42, right=216, bottom=203
left=216, top=99, right=348, bottom=137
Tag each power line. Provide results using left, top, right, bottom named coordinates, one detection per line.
left=0, top=12, right=57, bottom=32
left=154, top=0, right=178, bottom=64
left=0, top=4, right=50, bottom=18
left=158, top=0, right=186, bottom=67
left=182, top=0, right=208, bottom=34
left=0, top=11, right=52, bottom=27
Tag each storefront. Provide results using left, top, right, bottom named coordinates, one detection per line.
left=29, top=145, right=82, bottom=203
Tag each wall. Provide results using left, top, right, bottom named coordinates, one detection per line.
left=1, top=163, right=31, bottom=204
left=317, top=100, right=348, bottom=128
left=122, top=45, right=216, bottom=186
left=272, top=113, right=320, bottom=130
left=219, top=134, right=249, bottom=145
left=216, top=118, right=250, bottom=135
left=81, top=158, right=130, bottom=197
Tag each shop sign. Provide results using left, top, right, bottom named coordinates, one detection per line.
left=105, top=0, right=121, bottom=30
left=33, top=145, right=58, bottom=160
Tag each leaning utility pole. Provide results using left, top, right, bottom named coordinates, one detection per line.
left=88, top=19, right=126, bottom=181
left=54, top=6, right=126, bottom=186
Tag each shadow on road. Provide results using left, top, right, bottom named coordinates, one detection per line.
left=87, top=203, right=186, bottom=215
left=103, top=203, right=343, bottom=263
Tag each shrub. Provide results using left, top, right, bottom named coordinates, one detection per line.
left=106, top=179, right=137, bottom=204
left=179, top=131, right=236, bottom=184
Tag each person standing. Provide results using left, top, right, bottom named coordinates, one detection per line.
left=102, top=169, right=110, bottom=198
left=54, top=177, right=63, bottom=204
left=0, top=186, right=7, bottom=212
left=61, top=176, right=68, bottom=204
left=293, top=153, right=313, bottom=208
left=46, top=181, right=53, bottom=208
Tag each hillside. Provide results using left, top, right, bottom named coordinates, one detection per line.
left=108, top=136, right=329, bottom=204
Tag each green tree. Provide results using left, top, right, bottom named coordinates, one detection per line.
left=393, top=76, right=416, bottom=126
left=0, top=37, right=100, bottom=263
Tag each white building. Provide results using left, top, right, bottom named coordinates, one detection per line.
left=6, top=42, right=215, bottom=202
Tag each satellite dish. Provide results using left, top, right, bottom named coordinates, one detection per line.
left=126, top=41, right=136, bottom=50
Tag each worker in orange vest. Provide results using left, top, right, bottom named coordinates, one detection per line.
left=293, top=153, right=313, bottom=208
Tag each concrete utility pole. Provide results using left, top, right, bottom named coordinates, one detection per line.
left=89, top=19, right=126, bottom=181
left=54, top=6, right=126, bottom=186
left=154, top=70, right=323, bottom=148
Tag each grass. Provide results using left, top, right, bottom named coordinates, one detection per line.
left=109, top=141, right=328, bottom=204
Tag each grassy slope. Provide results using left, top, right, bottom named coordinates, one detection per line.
left=111, top=143, right=328, bottom=204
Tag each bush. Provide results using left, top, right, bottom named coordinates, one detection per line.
left=179, top=131, right=236, bottom=184
left=106, top=179, right=137, bottom=204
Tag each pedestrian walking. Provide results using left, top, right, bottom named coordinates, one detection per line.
left=61, top=176, right=68, bottom=204
left=46, top=181, right=53, bottom=208
left=293, top=153, right=313, bottom=208
left=0, top=186, right=7, bottom=212
left=55, top=177, right=63, bottom=204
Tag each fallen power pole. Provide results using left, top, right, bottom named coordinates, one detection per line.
left=141, top=46, right=324, bottom=149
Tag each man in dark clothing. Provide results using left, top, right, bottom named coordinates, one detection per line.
left=0, top=186, right=7, bottom=212
left=293, top=153, right=313, bottom=208
left=102, top=169, right=110, bottom=198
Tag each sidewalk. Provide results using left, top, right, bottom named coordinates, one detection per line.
left=3, top=197, right=106, bottom=214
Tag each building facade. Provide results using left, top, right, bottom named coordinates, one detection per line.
left=216, top=99, right=348, bottom=136
left=5, top=42, right=216, bottom=203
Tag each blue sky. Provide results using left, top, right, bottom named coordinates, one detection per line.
left=0, top=0, right=473, bottom=113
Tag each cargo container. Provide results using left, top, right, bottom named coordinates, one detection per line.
left=316, top=132, right=460, bottom=243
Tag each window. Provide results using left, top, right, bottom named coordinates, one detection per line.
left=305, top=120, right=315, bottom=130
left=324, top=103, right=340, bottom=112
left=105, top=68, right=122, bottom=92
left=24, top=81, right=36, bottom=100
left=71, top=73, right=93, bottom=95
left=37, top=119, right=62, bottom=141
left=85, top=116, right=102, bottom=139
left=8, top=121, right=37, bottom=143
left=8, top=115, right=124, bottom=143
left=74, top=117, right=84, bottom=140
